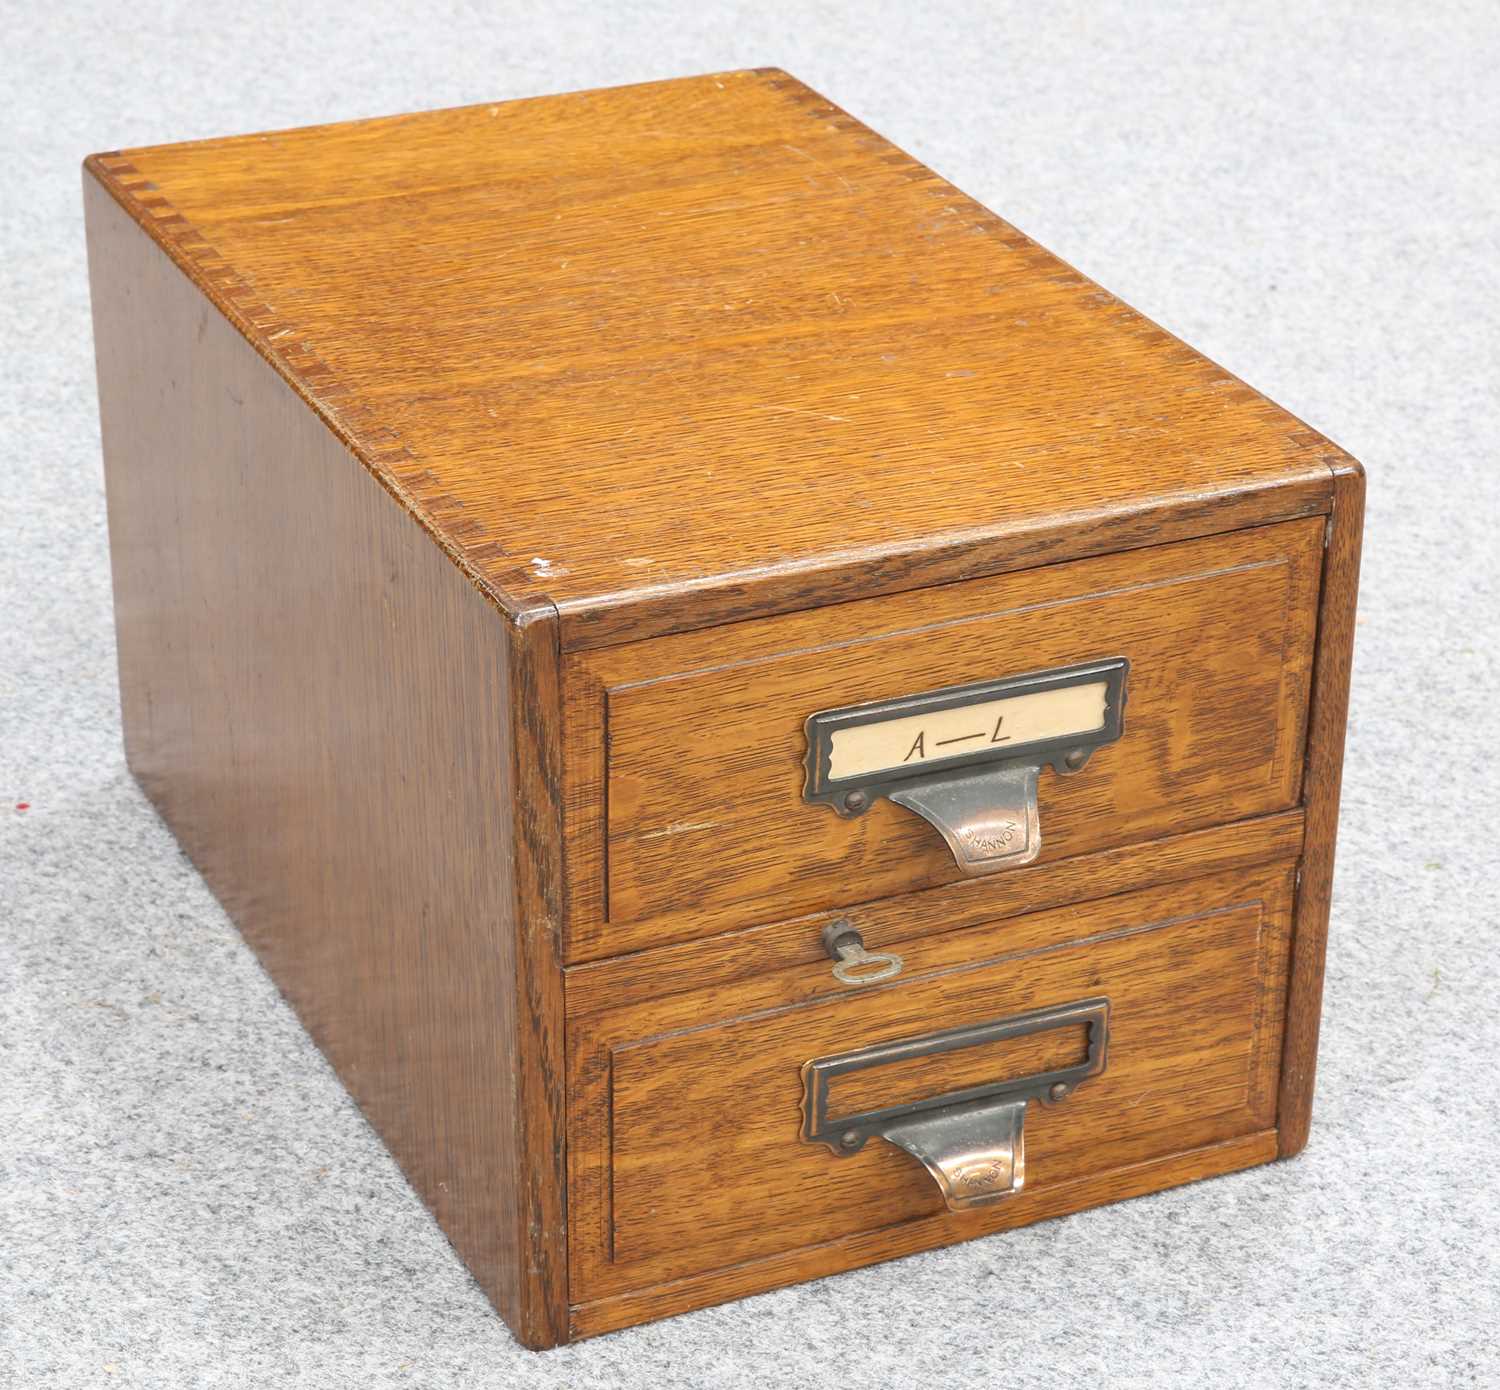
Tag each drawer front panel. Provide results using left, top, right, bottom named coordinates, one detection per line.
left=566, top=863, right=1294, bottom=1301
left=565, top=520, right=1321, bottom=958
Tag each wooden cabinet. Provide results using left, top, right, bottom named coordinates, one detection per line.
left=85, top=69, right=1363, bottom=1348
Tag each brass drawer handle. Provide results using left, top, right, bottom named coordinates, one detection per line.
left=821, top=920, right=903, bottom=986
left=800, top=998, right=1109, bottom=1208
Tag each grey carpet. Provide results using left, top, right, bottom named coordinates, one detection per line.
left=3, top=2, right=1498, bottom=1386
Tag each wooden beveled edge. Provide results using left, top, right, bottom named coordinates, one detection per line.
left=502, top=607, right=572, bottom=1349
left=554, top=476, right=1335, bottom=651
left=1275, top=458, right=1365, bottom=1158
left=567, top=1129, right=1279, bottom=1340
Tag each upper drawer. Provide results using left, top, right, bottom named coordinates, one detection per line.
left=562, top=518, right=1323, bottom=959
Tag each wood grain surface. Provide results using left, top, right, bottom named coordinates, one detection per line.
left=85, top=181, right=569, bottom=1348
left=563, top=520, right=1321, bottom=957
left=85, top=69, right=1345, bottom=649
left=565, top=863, right=1294, bottom=1302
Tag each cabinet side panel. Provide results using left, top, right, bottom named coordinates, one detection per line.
left=84, top=173, right=566, bottom=1346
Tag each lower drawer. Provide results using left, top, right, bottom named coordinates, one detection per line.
left=565, top=862, right=1295, bottom=1310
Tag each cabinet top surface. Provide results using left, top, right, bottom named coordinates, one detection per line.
left=88, top=69, right=1342, bottom=646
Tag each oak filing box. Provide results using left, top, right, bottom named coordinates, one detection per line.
left=84, top=70, right=1364, bottom=1348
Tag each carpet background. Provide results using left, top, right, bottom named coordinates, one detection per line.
left=3, top=2, right=1497, bottom=1386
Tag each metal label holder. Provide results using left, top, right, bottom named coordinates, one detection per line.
left=800, top=998, right=1110, bottom=1209
left=802, top=658, right=1129, bottom=876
